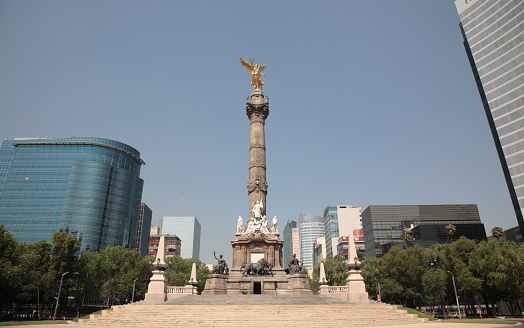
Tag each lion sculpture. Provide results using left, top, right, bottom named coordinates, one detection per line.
left=241, top=258, right=273, bottom=276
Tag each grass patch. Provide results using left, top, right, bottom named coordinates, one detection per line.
left=70, top=309, right=107, bottom=322
left=0, top=321, right=68, bottom=326
left=442, top=318, right=518, bottom=324
left=399, top=307, right=439, bottom=321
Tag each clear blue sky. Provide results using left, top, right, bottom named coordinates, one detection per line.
left=0, top=1, right=516, bottom=265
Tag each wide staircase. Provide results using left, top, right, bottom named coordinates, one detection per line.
left=71, top=295, right=428, bottom=328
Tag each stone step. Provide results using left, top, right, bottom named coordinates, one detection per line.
left=164, top=294, right=351, bottom=305
left=71, top=295, right=426, bottom=327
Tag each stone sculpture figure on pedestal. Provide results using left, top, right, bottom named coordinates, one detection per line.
left=236, top=216, right=243, bottom=234
left=212, top=252, right=229, bottom=275
left=287, top=254, right=302, bottom=274
left=272, top=216, right=278, bottom=233
left=251, top=200, right=263, bottom=218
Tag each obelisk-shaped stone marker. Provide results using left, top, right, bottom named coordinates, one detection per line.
left=346, top=232, right=369, bottom=303
left=144, top=236, right=168, bottom=304
left=319, top=262, right=328, bottom=285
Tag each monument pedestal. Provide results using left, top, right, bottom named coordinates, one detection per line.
left=143, top=270, right=167, bottom=305
left=346, top=269, right=369, bottom=304
left=286, top=273, right=312, bottom=293
left=203, top=231, right=312, bottom=295
left=202, top=274, right=228, bottom=295
left=231, top=232, right=283, bottom=271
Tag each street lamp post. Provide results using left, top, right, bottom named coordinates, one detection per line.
left=53, top=272, right=69, bottom=320
left=131, top=278, right=139, bottom=303
left=447, top=271, right=461, bottom=319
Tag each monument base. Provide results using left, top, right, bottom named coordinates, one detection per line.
left=202, top=274, right=228, bottom=295
left=203, top=270, right=312, bottom=295
left=203, top=225, right=312, bottom=295
left=143, top=270, right=168, bottom=305
left=346, top=270, right=369, bottom=304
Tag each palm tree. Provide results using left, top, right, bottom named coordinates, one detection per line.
left=491, top=226, right=504, bottom=239
left=401, top=231, right=412, bottom=249
left=445, top=224, right=456, bottom=243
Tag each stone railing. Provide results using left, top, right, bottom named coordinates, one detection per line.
left=319, top=285, right=349, bottom=302
left=325, top=286, right=348, bottom=294
left=166, top=285, right=196, bottom=300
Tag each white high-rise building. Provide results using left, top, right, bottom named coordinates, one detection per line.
left=298, top=213, right=324, bottom=271
left=456, top=0, right=524, bottom=237
left=323, top=205, right=362, bottom=258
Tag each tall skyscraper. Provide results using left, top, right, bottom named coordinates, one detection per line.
left=456, top=0, right=524, bottom=236
left=362, top=204, right=487, bottom=258
left=160, top=216, right=201, bottom=260
left=135, top=203, right=152, bottom=256
left=282, top=220, right=298, bottom=266
left=323, top=205, right=362, bottom=258
left=0, top=137, right=144, bottom=251
left=297, top=213, right=324, bottom=271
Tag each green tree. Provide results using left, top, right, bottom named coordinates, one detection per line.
left=422, top=268, right=447, bottom=310
left=361, top=257, right=381, bottom=300
left=445, top=224, right=456, bottom=242
left=81, top=246, right=152, bottom=306
left=491, top=227, right=504, bottom=239
left=165, top=256, right=209, bottom=294
left=401, top=231, right=412, bottom=249
left=470, top=238, right=523, bottom=315
left=18, top=240, right=53, bottom=319
left=49, top=232, right=81, bottom=276
left=48, top=232, right=81, bottom=315
left=439, top=236, right=482, bottom=316
left=0, top=225, right=21, bottom=311
left=378, top=246, right=425, bottom=307
left=322, top=255, right=348, bottom=286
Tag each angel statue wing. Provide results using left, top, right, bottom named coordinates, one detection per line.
left=240, top=57, right=267, bottom=90
left=239, top=57, right=254, bottom=73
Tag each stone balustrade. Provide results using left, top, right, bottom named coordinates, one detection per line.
left=166, top=285, right=196, bottom=300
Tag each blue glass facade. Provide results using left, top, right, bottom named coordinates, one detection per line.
left=323, top=206, right=339, bottom=258
left=298, top=213, right=324, bottom=271
left=161, top=216, right=201, bottom=260
left=282, top=220, right=297, bottom=267
left=0, top=137, right=144, bottom=251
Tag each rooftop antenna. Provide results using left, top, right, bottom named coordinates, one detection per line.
left=180, top=192, right=183, bottom=216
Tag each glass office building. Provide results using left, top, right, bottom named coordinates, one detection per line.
left=135, top=203, right=152, bottom=256
left=297, top=213, right=324, bottom=271
left=160, top=216, right=201, bottom=260
left=282, top=220, right=297, bottom=267
left=362, top=205, right=486, bottom=258
left=456, top=0, right=524, bottom=236
left=0, top=137, right=144, bottom=251
left=323, top=206, right=339, bottom=259
left=323, top=205, right=362, bottom=258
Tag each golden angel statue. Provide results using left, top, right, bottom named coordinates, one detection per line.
left=240, top=57, right=266, bottom=90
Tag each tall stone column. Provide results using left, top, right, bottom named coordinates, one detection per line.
left=246, top=89, right=269, bottom=219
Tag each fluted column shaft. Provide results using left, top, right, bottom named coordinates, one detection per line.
left=246, top=90, right=269, bottom=219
